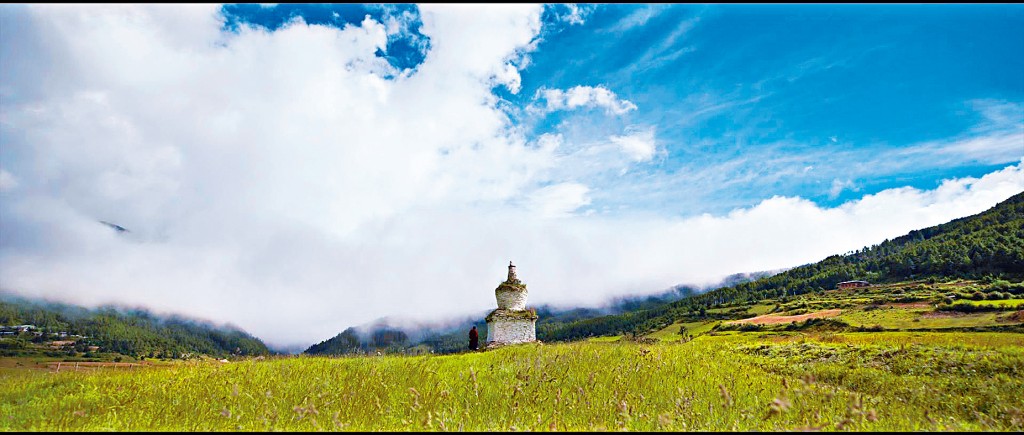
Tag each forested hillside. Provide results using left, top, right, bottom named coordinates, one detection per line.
left=538, top=191, right=1024, bottom=341
left=0, top=295, right=271, bottom=359
left=304, top=326, right=411, bottom=355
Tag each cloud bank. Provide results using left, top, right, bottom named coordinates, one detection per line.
left=1, top=5, right=1021, bottom=349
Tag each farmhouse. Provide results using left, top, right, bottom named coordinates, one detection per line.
left=485, top=261, right=538, bottom=347
left=837, top=280, right=871, bottom=289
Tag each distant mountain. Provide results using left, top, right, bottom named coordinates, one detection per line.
left=305, top=325, right=411, bottom=356
left=304, top=269, right=781, bottom=356
left=537, top=190, right=1024, bottom=341
left=0, top=293, right=272, bottom=359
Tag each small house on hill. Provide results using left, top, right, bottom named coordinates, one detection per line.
left=837, top=280, right=870, bottom=289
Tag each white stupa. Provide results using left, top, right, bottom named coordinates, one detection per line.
left=485, top=261, right=538, bottom=347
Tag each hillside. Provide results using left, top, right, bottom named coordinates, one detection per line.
left=538, top=191, right=1024, bottom=341
left=0, top=294, right=272, bottom=360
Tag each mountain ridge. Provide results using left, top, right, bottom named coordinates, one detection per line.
left=0, top=293, right=273, bottom=359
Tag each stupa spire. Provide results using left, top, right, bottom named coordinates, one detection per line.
left=507, top=261, right=517, bottom=282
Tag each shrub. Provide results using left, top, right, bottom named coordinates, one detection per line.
left=1005, top=283, right=1024, bottom=295
left=935, top=302, right=1019, bottom=313
left=738, top=323, right=764, bottom=332
left=990, top=280, right=1011, bottom=291
left=971, top=291, right=986, bottom=301
left=784, top=318, right=851, bottom=332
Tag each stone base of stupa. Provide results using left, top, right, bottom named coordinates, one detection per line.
left=485, top=308, right=538, bottom=346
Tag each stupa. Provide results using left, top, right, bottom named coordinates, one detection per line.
left=485, top=261, right=538, bottom=347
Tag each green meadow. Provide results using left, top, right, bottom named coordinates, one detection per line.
left=647, top=320, right=720, bottom=342
left=4, top=278, right=1022, bottom=431
left=3, top=330, right=1022, bottom=431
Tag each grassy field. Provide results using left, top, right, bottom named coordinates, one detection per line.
left=647, top=321, right=720, bottom=342
left=837, top=307, right=1007, bottom=330
left=3, top=279, right=1021, bottom=431
left=2, top=331, right=1022, bottom=431
left=957, top=299, right=1024, bottom=308
left=585, top=335, right=623, bottom=343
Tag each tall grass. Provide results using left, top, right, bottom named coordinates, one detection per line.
left=1, top=332, right=1021, bottom=431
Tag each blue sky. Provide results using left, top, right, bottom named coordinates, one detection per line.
left=1, top=4, right=1022, bottom=347
left=223, top=3, right=1024, bottom=214
left=525, top=4, right=1022, bottom=209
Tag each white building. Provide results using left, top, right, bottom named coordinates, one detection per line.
left=485, top=262, right=538, bottom=347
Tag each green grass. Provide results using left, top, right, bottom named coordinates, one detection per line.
left=2, top=332, right=1022, bottom=431
left=648, top=321, right=720, bottom=342
left=956, top=299, right=1024, bottom=309
left=3, top=278, right=1021, bottom=431
left=838, top=307, right=1006, bottom=330
left=585, top=335, right=622, bottom=343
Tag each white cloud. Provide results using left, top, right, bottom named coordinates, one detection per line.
left=606, top=5, right=664, bottom=33
left=526, top=182, right=591, bottom=217
left=934, top=133, right=1024, bottom=165
left=1, top=5, right=1021, bottom=352
left=417, top=4, right=541, bottom=94
left=536, top=85, right=638, bottom=115
left=0, top=4, right=552, bottom=347
left=549, top=4, right=595, bottom=26
left=828, top=178, right=858, bottom=199
left=610, top=128, right=658, bottom=162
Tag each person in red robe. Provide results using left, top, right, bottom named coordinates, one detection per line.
left=469, top=326, right=479, bottom=351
